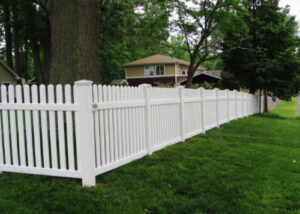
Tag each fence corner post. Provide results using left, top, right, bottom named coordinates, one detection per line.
left=176, top=86, right=185, bottom=142
left=139, top=84, right=152, bottom=155
left=74, top=80, right=95, bottom=187
left=215, top=88, right=220, bottom=127
left=200, top=87, right=206, bottom=133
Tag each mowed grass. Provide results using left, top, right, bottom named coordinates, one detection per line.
left=0, top=99, right=299, bottom=214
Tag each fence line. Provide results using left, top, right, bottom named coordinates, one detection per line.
left=0, top=80, right=262, bottom=186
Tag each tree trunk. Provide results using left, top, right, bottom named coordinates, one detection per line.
left=186, top=68, right=194, bottom=88
left=43, top=34, right=51, bottom=84
left=25, top=1, right=44, bottom=83
left=185, top=60, right=198, bottom=88
left=49, top=0, right=100, bottom=84
left=12, top=0, right=21, bottom=75
left=3, top=0, right=13, bottom=69
left=263, top=89, right=268, bottom=112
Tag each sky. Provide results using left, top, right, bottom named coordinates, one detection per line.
left=279, top=0, right=300, bottom=32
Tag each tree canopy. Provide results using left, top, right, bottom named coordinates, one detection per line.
left=0, top=0, right=299, bottom=101
left=221, top=0, right=300, bottom=101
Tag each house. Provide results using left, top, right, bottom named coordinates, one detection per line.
left=123, top=54, right=205, bottom=86
left=0, top=59, right=22, bottom=85
left=176, top=70, right=222, bottom=86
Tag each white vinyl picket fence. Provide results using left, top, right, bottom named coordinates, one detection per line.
left=0, top=80, right=262, bottom=186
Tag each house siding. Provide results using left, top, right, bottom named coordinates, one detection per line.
left=0, top=64, right=17, bottom=85
left=165, top=64, right=175, bottom=75
left=126, top=66, right=144, bottom=77
left=126, top=64, right=175, bottom=77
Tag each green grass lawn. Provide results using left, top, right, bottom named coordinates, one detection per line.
left=0, top=99, right=299, bottom=214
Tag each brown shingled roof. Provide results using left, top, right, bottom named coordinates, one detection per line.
left=123, top=54, right=205, bottom=69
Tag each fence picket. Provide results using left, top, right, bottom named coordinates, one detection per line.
left=111, top=86, right=118, bottom=161
left=48, top=85, right=58, bottom=169
left=56, top=85, right=66, bottom=169
left=98, top=85, right=105, bottom=166
left=23, top=85, right=34, bottom=167
left=8, top=85, right=18, bottom=165
left=116, top=87, right=123, bottom=159
left=1, top=86, right=10, bottom=165
left=103, top=85, right=110, bottom=164
left=93, top=84, right=100, bottom=167
left=39, top=85, right=50, bottom=168
left=0, top=108, right=3, bottom=164
left=32, top=85, right=42, bottom=167
left=65, top=85, right=75, bottom=170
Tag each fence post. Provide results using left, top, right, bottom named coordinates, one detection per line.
left=74, top=80, right=95, bottom=187
left=200, top=87, right=206, bottom=133
left=215, top=88, right=220, bottom=127
left=246, top=94, right=249, bottom=116
left=140, top=84, right=152, bottom=155
left=177, top=86, right=185, bottom=142
left=226, top=89, right=230, bottom=122
left=241, top=93, right=244, bottom=117
left=234, top=90, right=238, bottom=119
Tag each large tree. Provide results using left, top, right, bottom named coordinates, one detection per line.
left=172, top=0, right=244, bottom=88
left=49, top=0, right=100, bottom=84
left=221, top=0, right=300, bottom=111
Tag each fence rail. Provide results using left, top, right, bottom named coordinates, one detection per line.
left=0, top=80, right=262, bottom=186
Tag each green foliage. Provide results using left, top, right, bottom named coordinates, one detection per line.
left=154, top=81, right=174, bottom=87
left=0, top=99, right=299, bottom=213
left=201, top=58, right=222, bottom=70
left=167, top=35, right=189, bottom=61
left=0, top=0, right=49, bottom=81
left=99, top=0, right=171, bottom=84
left=202, top=81, right=214, bottom=89
left=170, top=0, right=245, bottom=87
left=221, top=0, right=300, bottom=99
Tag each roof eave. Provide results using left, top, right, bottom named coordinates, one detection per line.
left=0, top=60, right=21, bottom=79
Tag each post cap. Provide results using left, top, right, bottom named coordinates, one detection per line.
left=74, top=80, right=93, bottom=86
left=176, top=85, right=184, bottom=89
left=138, top=84, right=151, bottom=88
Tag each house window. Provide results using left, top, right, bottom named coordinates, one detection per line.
left=156, top=65, right=164, bottom=75
left=144, top=66, right=154, bottom=76
left=182, top=70, right=187, bottom=76
left=144, top=65, right=164, bottom=76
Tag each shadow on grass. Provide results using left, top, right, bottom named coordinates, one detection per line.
left=258, top=112, right=300, bottom=122
left=258, top=113, right=289, bottom=120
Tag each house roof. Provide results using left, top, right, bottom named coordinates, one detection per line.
left=123, top=54, right=205, bottom=69
left=176, top=70, right=222, bottom=85
left=200, top=70, right=221, bottom=79
left=0, top=59, right=21, bottom=80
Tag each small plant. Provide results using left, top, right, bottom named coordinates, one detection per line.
left=202, top=81, right=213, bottom=89
left=191, top=84, right=200, bottom=89
left=154, top=82, right=174, bottom=88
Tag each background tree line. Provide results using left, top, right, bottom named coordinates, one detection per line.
left=0, top=0, right=299, bottom=104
